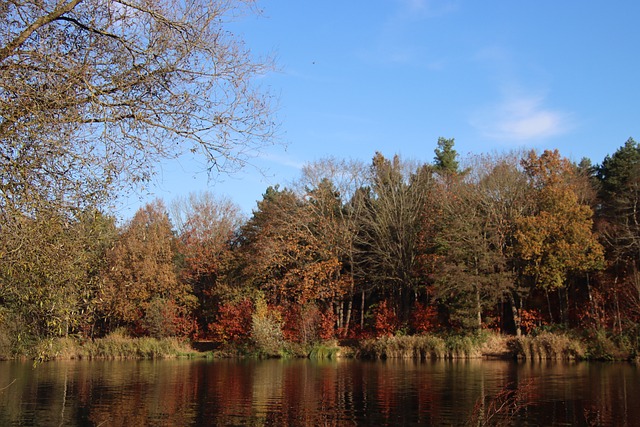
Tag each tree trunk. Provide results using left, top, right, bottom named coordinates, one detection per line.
left=343, top=261, right=355, bottom=337
left=557, top=290, right=565, bottom=325
left=360, top=289, right=366, bottom=329
left=585, top=272, right=598, bottom=328
left=344, top=299, right=352, bottom=337
left=563, top=286, right=569, bottom=326
left=546, top=290, right=554, bottom=324
left=509, top=293, right=522, bottom=337
left=614, top=276, right=622, bottom=333
left=476, top=287, right=482, bottom=329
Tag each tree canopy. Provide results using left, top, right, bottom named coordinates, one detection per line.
left=0, top=0, right=277, bottom=219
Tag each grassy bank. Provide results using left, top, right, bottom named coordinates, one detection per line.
left=355, top=331, right=504, bottom=360
left=354, top=330, right=636, bottom=361
left=5, top=329, right=636, bottom=362
left=509, top=331, right=586, bottom=360
left=15, top=330, right=208, bottom=362
left=510, top=329, right=638, bottom=361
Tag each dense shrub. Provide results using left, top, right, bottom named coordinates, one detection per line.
left=251, top=298, right=285, bottom=356
left=141, top=298, right=196, bottom=338
left=372, top=300, right=399, bottom=337
left=519, top=308, right=547, bottom=335
left=0, top=308, right=23, bottom=359
left=358, top=331, right=505, bottom=360
left=410, top=302, right=438, bottom=334
left=209, top=298, right=253, bottom=343
left=358, top=335, right=446, bottom=359
left=584, top=328, right=630, bottom=361
left=282, top=303, right=337, bottom=344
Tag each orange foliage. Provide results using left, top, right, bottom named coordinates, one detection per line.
left=373, top=300, right=399, bottom=337
left=99, top=200, right=195, bottom=333
left=141, top=298, right=198, bottom=338
left=239, top=187, right=347, bottom=308
left=516, top=150, right=604, bottom=290
left=520, top=308, right=546, bottom=335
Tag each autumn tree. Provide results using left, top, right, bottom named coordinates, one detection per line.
left=515, top=150, right=604, bottom=325
left=98, top=200, right=195, bottom=336
left=238, top=186, right=345, bottom=306
left=356, top=153, right=434, bottom=323
left=1, top=0, right=276, bottom=216
left=597, top=138, right=640, bottom=265
left=596, top=138, right=640, bottom=331
left=0, top=208, right=116, bottom=339
left=0, top=0, right=276, bottom=342
left=235, top=184, right=357, bottom=341
left=171, top=192, right=243, bottom=330
left=434, top=153, right=527, bottom=330
left=407, top=141, right=468, bottom=331
left=298, top=157, right=369, bottom=334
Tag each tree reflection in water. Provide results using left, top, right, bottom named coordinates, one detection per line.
left=0, top=359, right=638, bottom=426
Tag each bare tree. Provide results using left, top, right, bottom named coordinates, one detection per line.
left=0, top=0, right=277, bottom=216
left=356, top=153, right=434, bottom=320
left=297, top=157, right=369, bottom=334
left=0, top=0, right=276, bottom=343
left=170, top=191, right=244, bottom=240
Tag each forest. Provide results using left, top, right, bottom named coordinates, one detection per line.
left=1, top=0, right=639, bottom=361
left=2, top=137, right=640, bottom=359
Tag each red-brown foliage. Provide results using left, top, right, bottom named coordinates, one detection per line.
left=410, top=302, right=438, bottom=333
left=281, top=303, right=337, bottom=343
left=208, top=298, right=253, bottom=343
left=373, top=300, right=399, bottom=337
left=318, top=308, right=337, bottom=340
left=520, top=308, right=546, bottom=335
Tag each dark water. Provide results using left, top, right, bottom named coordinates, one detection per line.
left=0, top=358, right=638, bottom=426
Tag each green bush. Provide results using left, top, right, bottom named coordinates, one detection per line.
left=584, top=328, right=630, bottom=361
left=444, top=335, right=476, bottom=358
left=309, top=344, right=340, bottom=360
left=142, top=298, right=177, bottom=338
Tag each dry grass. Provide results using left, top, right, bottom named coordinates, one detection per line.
left=479, top=333, right=513, bottom=359
left=357, top=332, right=508, bottom=360
left=509, top=332, right=586, bottom=360
left=30, top=330, right=200, bottom=361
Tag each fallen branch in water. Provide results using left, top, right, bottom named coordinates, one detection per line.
left=468, top=378, right=536, bottom=426
left=0, top=379, right=16, bottom=391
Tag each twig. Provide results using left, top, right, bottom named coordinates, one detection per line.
left=0, top=379, right=17, bottom=391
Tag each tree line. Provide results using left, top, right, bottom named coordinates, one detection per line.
left=3, top=137, right=640, bottom=351
left=1, top=0, right=638, bottom=353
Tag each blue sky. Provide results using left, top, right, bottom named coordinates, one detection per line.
left=118, top=0, right=640, bottom=219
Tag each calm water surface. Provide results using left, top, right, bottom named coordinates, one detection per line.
left=0, top=358, right=638, bottom=426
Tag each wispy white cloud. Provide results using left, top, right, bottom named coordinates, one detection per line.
left=260, top=152, right=306, bottom=170
left=395, top=0, right=459, bottom=20
left=471, top=93, right=574, bottom=142
left=358, top=0, right=458, bottom=66
left=469, top=42, right=576, bottom=142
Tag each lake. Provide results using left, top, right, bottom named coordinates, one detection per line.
left=0, top=358, right=638, bottom=426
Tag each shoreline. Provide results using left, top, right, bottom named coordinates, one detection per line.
left=4, top=330, right=637, bottom=363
